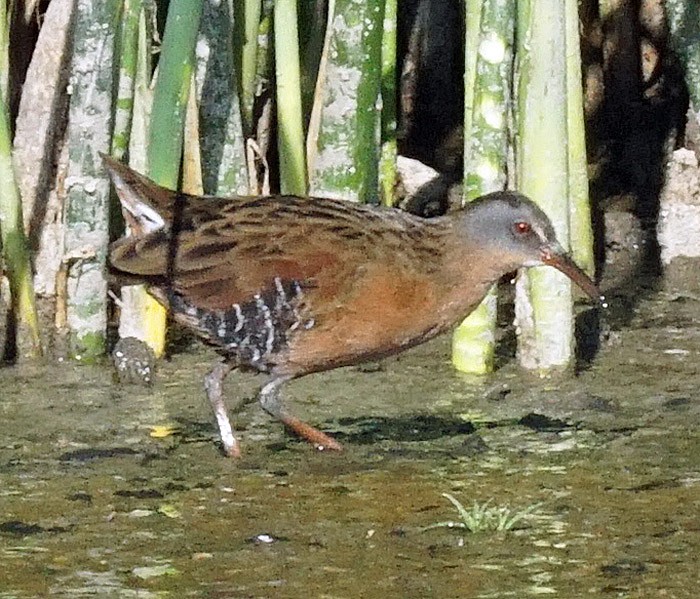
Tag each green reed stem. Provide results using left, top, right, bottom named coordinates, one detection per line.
left=566, top=0, right=594, bottom=275
left=0, top=86, right=42, bottom=357
left=379, top=0, right=397, bottom=206
left=63, top=0, right=121, bottom=361
left=452, top=0, right=515, bottom=375
left=308, top=0, right=384, bottom=203
left=274, top=0, right=307, bottom=195
left=514, top=0, right=574, bottom=372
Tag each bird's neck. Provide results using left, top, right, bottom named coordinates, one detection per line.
left=426, top=220, right=511, bottom=333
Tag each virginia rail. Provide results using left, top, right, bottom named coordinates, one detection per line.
left=104, top=155, right=600, bottom=457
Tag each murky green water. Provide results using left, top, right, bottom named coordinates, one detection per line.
left=1, top=290, right=699, bottom=598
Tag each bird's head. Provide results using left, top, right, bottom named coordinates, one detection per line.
left=459, top=191, right=601, bottom=301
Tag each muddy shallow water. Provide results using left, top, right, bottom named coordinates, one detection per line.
left=1, top=289, right=699, bottom=598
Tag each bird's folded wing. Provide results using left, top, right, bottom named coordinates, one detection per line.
left=110, top=225, right=352, bottom=311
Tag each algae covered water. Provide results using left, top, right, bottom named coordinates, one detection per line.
left=1, top=290, right=699, bottom=597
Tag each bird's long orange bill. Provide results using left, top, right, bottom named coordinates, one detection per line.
left=541, top=248, right=602, bottom=303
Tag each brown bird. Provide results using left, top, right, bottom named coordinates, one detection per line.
left=104, top=155, right=600, bottom=457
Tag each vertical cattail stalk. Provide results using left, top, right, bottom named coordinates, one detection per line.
left=308, top=0, right=384, bottom=203
left=514, top=0, right=573, bottom=371
left=149, top=0, right=203, bottom=189
left=237, top=0, right=262, bottom=136
left=183, top=73, right=204, bottom=194
left=197, top=0, right=248, bottom=196
left=126, top=5, right=152, bottom=175
left=566, top=0, right=593, bottom=275
left=0, top=0, right=42, bottom=359
left=274, top=0, right=307, bottom=195
left=109, top=0, right=139, bottom=253
left=379, top=0, right=397, bottom=206
left=111, top=0, right=140, bottom=162
left=463, top=0, right=482, bottom=161
left=0, top=86, right=42, bottom=357
left=63, top=0, right=120, bottom=361
left=245, top=0, right=274, bottom=195
left=452, top=0, right=515, bottom=374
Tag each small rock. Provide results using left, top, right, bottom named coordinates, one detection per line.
left=396, top=155, right=461, bottom=217
left=657, top=148, right=700, bottom=293
left=111, top=337, right=156, bottom=385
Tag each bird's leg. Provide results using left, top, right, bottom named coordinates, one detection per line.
left=258, top=376, right=343, bottom=452
left=204, top=360, right=239, bottom=457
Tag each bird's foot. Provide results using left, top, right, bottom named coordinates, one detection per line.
left=217, top=427, right=242, bottom=458
left=223, top=440, right=241, bottom=458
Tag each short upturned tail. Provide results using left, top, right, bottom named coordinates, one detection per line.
left=101, top=153, right=176, bottom=235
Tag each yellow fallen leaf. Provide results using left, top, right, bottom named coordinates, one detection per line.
left=149, top=425, right=179, bottom=438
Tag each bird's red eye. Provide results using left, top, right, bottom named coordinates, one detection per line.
left=514, top=221, right=532, bottom=235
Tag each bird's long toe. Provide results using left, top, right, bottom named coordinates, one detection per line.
left=278, top=413, right=343, bottom=452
